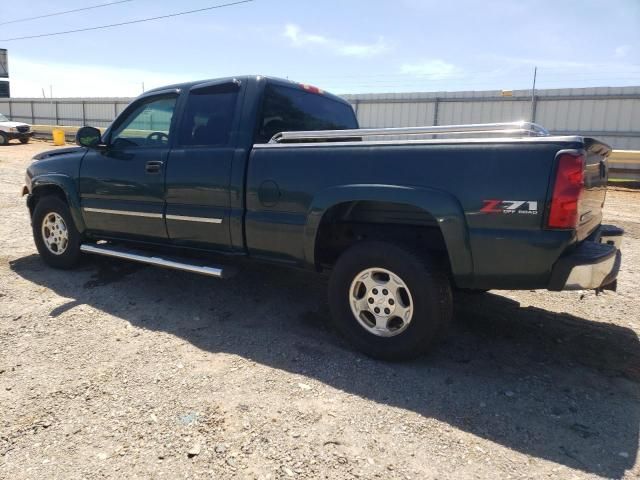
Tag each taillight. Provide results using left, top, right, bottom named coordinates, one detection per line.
left=547, top=152, right=585, bottom=229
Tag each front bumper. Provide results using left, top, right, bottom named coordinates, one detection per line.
left=549, top=224, right=623, bottom=291
left=7, top=131, right=34, bottom=140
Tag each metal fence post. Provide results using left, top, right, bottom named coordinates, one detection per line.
left=81, top=101, right=86, bottom=125
left=433, top=98, right=439, bottom=126
left=55, top=100, right=59, bottom=125
left=30, top=101, right=34, bottom=124
left=8, top=99, right=12, bottom=120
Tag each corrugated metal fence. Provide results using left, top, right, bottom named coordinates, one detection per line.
left=1, top=85, right=639, bottom=149
left=343, top=86, right=640, bottom=150
left=0, top=97, right=131, bottom=129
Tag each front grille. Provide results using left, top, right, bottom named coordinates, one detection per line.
left=17, top=125, right=30, bottom=133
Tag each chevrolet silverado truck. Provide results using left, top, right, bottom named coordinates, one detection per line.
left=0, top=113, right=33, bottom=145
left=22, top=76, right=624, bottom=360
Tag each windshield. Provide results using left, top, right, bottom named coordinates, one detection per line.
left=0, top=114, right=8, bottom=122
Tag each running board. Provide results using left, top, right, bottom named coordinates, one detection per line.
left=80, top=243, right=225, bottom=278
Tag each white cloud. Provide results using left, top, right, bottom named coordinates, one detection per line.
left=614, top=45, right=631, bottom=59
left=8, top=56, right=195, bottom=97
left=400, top=60, right=460, bottom=79
left=284, top=24, right=329, bottom=47
left=283, top=23, right=390, bottom=58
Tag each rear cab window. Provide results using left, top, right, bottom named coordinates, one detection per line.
left=256, top=83, right=358, bottom=143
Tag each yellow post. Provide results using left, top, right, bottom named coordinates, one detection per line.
left=52, top=128, right=66, bottom=146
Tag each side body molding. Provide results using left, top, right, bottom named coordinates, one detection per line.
left=304, top=184, right=474, bottom=286
left=30, top=174, right=87, bottom=233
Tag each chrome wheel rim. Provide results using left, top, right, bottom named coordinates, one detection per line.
left=41, top=212, right=69, bottom=255
left=349, top=267, right=414, bottom=337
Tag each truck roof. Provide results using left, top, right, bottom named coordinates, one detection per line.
left=145, top=75, right=351, bottom=106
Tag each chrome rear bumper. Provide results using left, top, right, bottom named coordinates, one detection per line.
left=548, top=224, right=623, bottom=291
left=564, top=249, right=621, bottom=290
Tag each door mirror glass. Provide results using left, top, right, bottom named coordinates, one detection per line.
left=76, top=126, right=102, bottom=148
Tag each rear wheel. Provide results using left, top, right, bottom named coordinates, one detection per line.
left=328, top=241, right=452, bottom=360
left=32, top=196, right=82, bottom=269
left=0, top=132, right=8, bottom=146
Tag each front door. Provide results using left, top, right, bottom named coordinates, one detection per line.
left=164, top=81, right=241, bottom=250
left=79, top=93, right=178, bottom=239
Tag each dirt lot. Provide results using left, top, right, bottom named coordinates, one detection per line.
left=1, top=140, right=639, bottom=480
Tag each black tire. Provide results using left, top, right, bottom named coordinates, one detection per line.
left=0, top=132, right=8, bottom=146
left=19, top=137, right=30, bottom=144
left=32, top=196, right=82, bottom=269
left=328, top=241, right=452, bottom=361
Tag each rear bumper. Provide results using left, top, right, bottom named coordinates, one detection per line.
left=548, top=224, right=623, bottom=291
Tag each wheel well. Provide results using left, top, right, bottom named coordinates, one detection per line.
left=314, top=201, right=451, bottom=272
left=28, top=185, right=68, bottom=216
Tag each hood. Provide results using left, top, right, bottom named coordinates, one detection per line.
left=33, top=146, right=85, bottom=161
left=0, top=121, right=30, bottom=128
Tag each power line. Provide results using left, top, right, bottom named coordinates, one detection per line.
left=309, top=69, right=640, bottom=87
left=0, top=0, right=254, bottom=42
left=0, top=0, right=134, bottom=26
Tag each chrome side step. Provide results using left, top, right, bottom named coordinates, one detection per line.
left=80, top=243, right=224, bottom=278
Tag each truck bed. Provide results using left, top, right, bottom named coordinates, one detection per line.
left=246, top=134, right=606, bottom=290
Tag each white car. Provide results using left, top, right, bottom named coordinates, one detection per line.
left=0, top=113, right=33, bottom=145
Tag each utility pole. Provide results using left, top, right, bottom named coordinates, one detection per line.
left=141, top=81, right=145, bottom=93
left=530, top=66, right=537, bottom=123
left=50, top=84, right=54, bottom=125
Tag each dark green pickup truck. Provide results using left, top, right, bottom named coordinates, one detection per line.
left=23, top=75, right=623, bottom=359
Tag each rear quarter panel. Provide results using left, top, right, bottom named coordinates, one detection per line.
left=246, top=139, right=582, bottom=289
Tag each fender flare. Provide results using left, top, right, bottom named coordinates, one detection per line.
left=30, top=174, right=86, bottom=233
left=303, top=184, right=473, bottom=284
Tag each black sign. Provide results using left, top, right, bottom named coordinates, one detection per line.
left=0, top=81, right=9, bottom=98
left=0, top=50, right=7, bottom=79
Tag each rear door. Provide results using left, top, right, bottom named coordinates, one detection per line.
left=164, top=80, right=242, bottom=250
left=79, top=92, right=178, bottom=239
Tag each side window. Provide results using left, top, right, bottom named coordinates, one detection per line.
left=110, top=95, right=177, bottom=149
left=256, top=84, right=358, bottom=143
left=178, top=83, right=239, bottom=147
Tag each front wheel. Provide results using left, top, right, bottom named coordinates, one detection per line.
left=328, top=241, right=452, bottom=360
left=19, top=137, right=30, bottom=144
left=32, top=196, right=82, bottom=269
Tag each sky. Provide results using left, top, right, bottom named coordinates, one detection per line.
left=0, top=0, right=639, bottom=98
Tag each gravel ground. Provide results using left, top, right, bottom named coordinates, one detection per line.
left=1, top=140, right=639, bottom=480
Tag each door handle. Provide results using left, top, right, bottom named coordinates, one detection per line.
left=145, top=160, right=163, bottom=173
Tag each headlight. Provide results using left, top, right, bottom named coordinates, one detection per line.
left=9, top=127, right=16, bottom=132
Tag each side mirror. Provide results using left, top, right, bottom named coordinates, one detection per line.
left=75, top=126, right=103, bottom=148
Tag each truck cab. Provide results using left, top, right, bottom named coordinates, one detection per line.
left=70, top=76, right=357, bottom=252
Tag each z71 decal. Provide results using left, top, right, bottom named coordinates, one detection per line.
left=481, top=200, right=538, bottom=215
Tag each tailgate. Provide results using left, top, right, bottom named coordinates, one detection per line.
left=576, top=138, right=610, bottom=241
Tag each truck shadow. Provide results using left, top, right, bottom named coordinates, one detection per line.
left=10, top=254, right=640, bottom=478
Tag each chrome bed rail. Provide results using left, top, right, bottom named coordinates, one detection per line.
left=269, top=121, right=550, bottom=143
